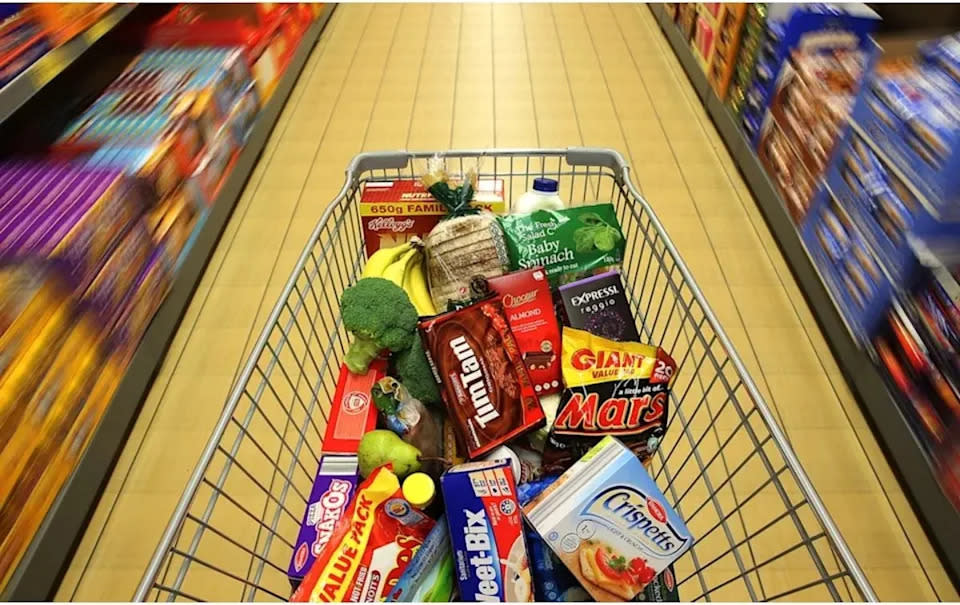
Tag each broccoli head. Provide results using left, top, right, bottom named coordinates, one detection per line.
left=393, top=335, right=442, bottom=406
left=340, top=277, right=419, bottom=373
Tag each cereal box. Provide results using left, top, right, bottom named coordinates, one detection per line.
left=440, top=459, right=533, bottom=602
left=360, top=179, right=505, bottom=256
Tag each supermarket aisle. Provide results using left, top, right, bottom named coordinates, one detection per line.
left=58, top=4, right=955, bottom=601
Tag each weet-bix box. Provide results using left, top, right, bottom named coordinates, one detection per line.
left=440, top=459, right=533, bottom=602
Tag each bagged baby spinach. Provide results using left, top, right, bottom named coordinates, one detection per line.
left=498, top=203, right=626, bottom=285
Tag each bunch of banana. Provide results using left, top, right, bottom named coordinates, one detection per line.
left=361, top=238, right=437, bottom=317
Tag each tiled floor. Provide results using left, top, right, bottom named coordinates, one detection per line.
left=57, top=4, right=956, bottom=601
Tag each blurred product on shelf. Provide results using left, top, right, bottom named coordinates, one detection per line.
left=690, top=3, right=720, bottom=71
left=737, top=4, right=879, bottom=144
left=0, top=7, right=50, bottom=87
left=657, top=1, right=960, bottom=581
left=146, top=3, right=318, bottom=101
left=758, top=46, right=871, bottom=222
left=800, top=30, right=960, bottom=511
left=0, top=3, right=322, bottom=594
left=26, top=3, right=112, bottom=45
left=705, top=4, right=747, bottom=99
left=854, top=33, right=960, bottom=208
left=802, top=186, right=891, bottom=342
left=727, top=4, right=767, bottom=115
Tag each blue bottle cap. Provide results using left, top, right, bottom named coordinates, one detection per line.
left=532, top=177, right=559, bottom=193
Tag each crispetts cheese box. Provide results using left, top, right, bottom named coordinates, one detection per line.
left=322, top=360, right=386, bottom=455
left=360, top=179, right=506, bottom=255
left=440, top=459, right=533, bottom=602
left=524, top=436, right=692, bottom=602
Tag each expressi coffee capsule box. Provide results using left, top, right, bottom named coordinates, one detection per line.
left=558, top=269, right=640, bottom=342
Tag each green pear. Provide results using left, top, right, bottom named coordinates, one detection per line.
left=358, top=430, right=422, bottom=479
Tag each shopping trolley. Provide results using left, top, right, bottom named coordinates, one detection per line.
left=136, top=148, right=877, bottom=602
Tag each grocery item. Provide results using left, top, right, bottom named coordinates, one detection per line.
left=422, top=157, right=508, bottom=311
left=360, top=178, right=506, bottom=256
left=559, top=270, right=641, bottom=342
left=516, top=476, right=589, bottom=602
left=527, top=393, right=561, bottom=453
left=498, top=204, right=626, bottom=287
left=392, top=336, right=442, bottom=406
left=401, top=473, right=436, bottom=510
left=340, top=277, right=419, bottom=374
left=419, top=299, right=545, bottom=459
left=385, top=516, right=455, bottom=602
left=481, top=444, right=544, bottom=486
left=542, top=328, right=676, bottom=473
left=291, top=466, right=435, bottom=602
left=0, top=162, right=146, bottom=290
left=634, top=565, right=680, bottom=602
left=487, top=268, right=563, bottom=396
left=440, top=459, right=533, bottom=602
left=372, top=376, right=442, bottom=474
left=361, top=239, right=436, bottom=317
left=288, top=455, right=359, bottom=587
left=514, top=178, right=566, bottom=214
left=321, top=360, right=386, bottom=456
left=442, top=416, right=467, bottom=466
left=357, top=430, right=422, bottom=479
left=524, top=436, right=693, bottom=601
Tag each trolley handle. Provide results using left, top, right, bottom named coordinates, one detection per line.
left=345, top=147, right=631, bottom=182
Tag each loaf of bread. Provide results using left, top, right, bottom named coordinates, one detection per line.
left=424, top=212, right=507, bottom=310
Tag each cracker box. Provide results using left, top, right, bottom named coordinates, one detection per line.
left=288, top=455, right=359, bottom=589
left=321, top=360, right=386, bottom=455
left=440, top=459, right=533, bottom=602
left=360, top=179, right=506, bottom=256
left=524, top=436, right=693, bottom=602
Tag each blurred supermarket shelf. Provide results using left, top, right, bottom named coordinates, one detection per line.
left=649, top=2, right=960, bottom=589
left=0, top=4, right=136, bottom=126
left=0, top=4, right=335, bottom=600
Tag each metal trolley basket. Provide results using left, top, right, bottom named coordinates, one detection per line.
left=136, top=148, right=876, bottom=602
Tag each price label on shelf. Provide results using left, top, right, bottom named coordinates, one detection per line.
left=30, top=50, right=67, bottom=88
left=83, top=9, right=120, bottom=45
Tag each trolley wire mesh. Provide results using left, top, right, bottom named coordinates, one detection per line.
left=136, top=148, right=876, bottom=602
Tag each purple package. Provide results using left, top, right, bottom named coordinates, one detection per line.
left=105, top=248, right=173, bottom=361
left=83, top=219, right=155, bottom=320
left=0, top=162, right=146, bottom=292
left=287, top=454, right=359, bottom=588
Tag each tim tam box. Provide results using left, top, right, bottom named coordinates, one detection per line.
left=360, top=179, right=506, bottom=255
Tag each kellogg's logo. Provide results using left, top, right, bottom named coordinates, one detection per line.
left=342, top=392, right=369, bottom=414
left=368, top=217, right=416, bottom=232
left=583, top=485, right=690, bottom=557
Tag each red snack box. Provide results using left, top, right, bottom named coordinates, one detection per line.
left=487, top=268, right=562, bottom=397
left=321, top=360, right=386, bottom=455
left=419, top=299, right=545, bottom=459
left=360, top=179, right=506, bottom=256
